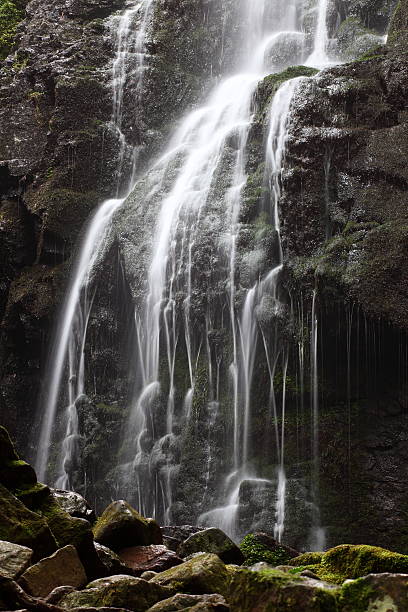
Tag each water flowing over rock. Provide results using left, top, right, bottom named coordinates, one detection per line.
left=1, top=0, right=408, bottom=561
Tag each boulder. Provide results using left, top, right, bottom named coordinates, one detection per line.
left=0, top=540, right=33, bottom=579
left=93, top=501, right=162, bottom=552
left=317, top=544, right=408, bottom=584
left=178, top=528, right=244, bottom=565
left=240, top=533, right=299, bottom=566
left=59, top=575, right=173, bottom=611
left=147, top=593, right=229, bottom=611
left=52, top=489, right=96, bottom=523
left=18, top=544, right=87, bottom=598
left=95, top=543, right=132, bottom=576
left=227, top=567, right=339, bottom=612
left=150, top=553, right=230, bottom=597
left=0, top=483, right=57, bottom=560
left=118, top=545, right=182, bottom=575
left=161, top=526, right=202, bottom=552
left=340, top=572, right=408, bottom=611
left=288, top=552, right=324, bottom=567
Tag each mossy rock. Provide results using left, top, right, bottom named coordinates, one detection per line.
left=178, top=527, right=244, bottom=565
left=240, top=533, right=297, bottom=566
left=227, top=566, right=339, bottom=611
left=339, top=572, right=408, bottom=612
left=0, top=483, right=57, bottom=561
left=289, top=552, right=324, bottom=567
left=150, top=553, right=230, bottom=597
left=316, top=544, right=408, bottom=584
left=0, top=459, right=37, bottom=491
left=59, top=574, right=173, bottom=611
left=93, top=500, right=162, bottom=552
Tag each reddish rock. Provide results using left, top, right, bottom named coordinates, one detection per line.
left=118, top=545, right=182, bottom=575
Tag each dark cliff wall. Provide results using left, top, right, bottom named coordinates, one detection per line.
left=0, top=0, right=407, bottom=550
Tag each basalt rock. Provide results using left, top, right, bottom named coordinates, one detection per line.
left=18, top=544, right=87, bottom=598
left=117, top=545, right=182, bottom=575
left=178, top=528, right=244, bottom=565
left=52, top=489, right=96, bottom=523
left=146, top=593, right=230, bottom=611
left=0, top=540, right=33, bottom=580
left=93, top=501, right=163, bottom=552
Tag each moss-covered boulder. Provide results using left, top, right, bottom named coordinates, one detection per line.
left=93, top=500, right=162, bottom=552
left=288, top=552, right=324, bottom=567
left=240, top=533, right=299, bottom=567
left=0, top=483, right=57, bottom=560
left=150, top=553, right=230, bottom=597
left=146, top=593, right=229, bottom=611
left=227, top=567, right=339, bottom=612
left=316, top=545, right=408, bottom=584
left=59, top=574, right=173, bottom=611
left=340, top=572, right=408, bottom=612
left=178, top=528, right=244, bottom=565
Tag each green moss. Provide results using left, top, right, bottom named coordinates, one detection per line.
left=289, top=551, right=324, bottom=566
left=314, top=544, right=408, bottom=584
left=0, top=0, right=23, bottom=60
left=240, top=534, right=292, bottom=566
left=338, top=577, right=376, bottom=612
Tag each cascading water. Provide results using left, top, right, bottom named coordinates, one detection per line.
left=37, top=0, right=340, bottom=546
left=35, top=0, right=155, bottom=485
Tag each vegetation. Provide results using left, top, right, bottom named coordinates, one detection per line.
left=0, top=0, right=23, bottom=60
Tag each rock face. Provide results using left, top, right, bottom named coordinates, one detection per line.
left=0, top=540, right=32, bottom=579
left=18, top=544, right=87, bottom=597
left=1, top=0, right=408, bottom=558
left=178, top=529, right=244, bottom=565
left=93, top=501, right=163, bottom=552
left=118, top=545, right=182, bottom=575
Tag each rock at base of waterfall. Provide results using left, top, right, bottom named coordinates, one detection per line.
left=18, top=544, right=87, bottom=598
left=93, top=501, right=162, bottom=552
left=0, top=540, right=33, bottom=579
left=52, top=489, right=96, bottom=523
left=178, top=528, right=244, bottom=565
left=0, top=482, right=57, bottom=560
left=59, top=575, right=173, bottom=611
left=240, top=532, right=300, bottom=566
left=340, top=573, right=408, bottom=611
left=150, top=553, right=230, bottom=597
left=161, top=526, right=203, bottom=552
left=227, top=567, right=340, bottom=612
left=146, top=593, right=230, bottom=611
left=118, top=545, right=182, bottom=575
left=95, top=543, right=133, bottom=576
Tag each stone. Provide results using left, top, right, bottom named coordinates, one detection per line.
left=93, top=501, right=162, bottom=552
left=141, top=571, right=158, bottom=581
left=150, top=553, right=230, bottom=597
left=18, top=544, right=87, bottom=598
left=59, top=575, right=173, bottom=611
left=95, top=543, right=132, bottom=577
left=118, top=545, right=182, bottom=575
left=317, top=544, right=408, bottom=583
left=46, top=585, right=77, bottom=604
left=340, top=572, right=408, bottom=611
left=240, top=533, right=300, bottom=566
left=146, top=593, right=229, bottom=611
left=161, top=526, right=202, bottom=552
left=0, top=483, right=57, bottom=561
left=227, top=567, right=340, bottom=612
left=52, top=489, right=96, bottom=523
left=0, top=540, right=33, bottom=579
left=178, top=528, right=244, bottom=565
left=288, top=552, right=324, bottom=567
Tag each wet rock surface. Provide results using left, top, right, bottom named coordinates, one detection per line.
left=117, top=545, right=182, bottom=575
left=0, top=540, right=33, bottom=580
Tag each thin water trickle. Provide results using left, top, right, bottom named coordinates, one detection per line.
left=35, top=0, right=155, bottom=485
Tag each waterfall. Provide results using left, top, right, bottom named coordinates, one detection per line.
left=35, top=0, right=155, bottom=485
left=307, top=0, right=330, bottom=67
left=36, top=0, right=338, bottom=545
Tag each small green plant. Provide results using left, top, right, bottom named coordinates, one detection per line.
left=0, top=0, right=23, bottom=60
left=240, top=534, right=291, bottom=566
